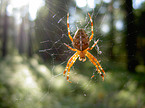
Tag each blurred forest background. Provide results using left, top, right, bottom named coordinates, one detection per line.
left=0, top=0, right=145, bottom=108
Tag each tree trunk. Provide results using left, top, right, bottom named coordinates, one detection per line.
left=108, top=0, right=114, bottom=60
left=18, top=18, right=25, bottom=54
left=2, top=8, right=8, bottom=57
left=27, top=21, right=33, bottom=57
left=125, top=0, right=137, bottom=72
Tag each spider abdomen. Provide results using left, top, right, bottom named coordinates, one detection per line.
left=73, top=29, right=89, bottom=51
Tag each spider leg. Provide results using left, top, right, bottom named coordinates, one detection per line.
left=66, top=53, right=79, bottom=83
left=86, top=52, right=104, bottom=81
left=64, top=43, right=77, bottom=51
left=87, top=51, right=106, bottom=77
left=88, top=39, right=99, bottom=51
left=88, top=13, right=94, bottom=42
left=63, top=52, right=77, bottom=77
left=67, top=13, right=73, bottom=42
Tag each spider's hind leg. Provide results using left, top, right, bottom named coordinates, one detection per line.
left=88, top=13, right=94, bottom=42
left=88, top=39, right=99, bottom=51
left=64, top=43, right=76, bottom=51
left=67, top=13, right=73, bottom=42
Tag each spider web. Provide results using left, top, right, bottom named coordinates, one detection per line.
left=38, top=1, right=118, bottom=86
left=36, top=0, right=142, bottom=107
left=37, top=1, right=108, bottom=97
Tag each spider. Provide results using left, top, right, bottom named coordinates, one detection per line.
left=63, top=13, right=106, bottom=83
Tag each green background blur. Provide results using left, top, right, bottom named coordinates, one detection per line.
left=0, top=0, right=145, bottom=108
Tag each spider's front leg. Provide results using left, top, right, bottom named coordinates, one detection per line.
left=86, top=52, right=104, bottom=81
left=63, top=52, right=78, bottom=83
left=87, top=51, right=106, bottom=76
left=66, top=54, right=78, bottom=83
left=63, top=52, right=77, bottom=76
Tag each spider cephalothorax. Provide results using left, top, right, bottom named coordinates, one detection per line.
left=63, top=13, right=106, bottom=83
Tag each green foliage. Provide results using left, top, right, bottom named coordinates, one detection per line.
left=0, top=55, right=144, bottom=108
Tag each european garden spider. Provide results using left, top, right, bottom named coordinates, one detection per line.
left=63, top=13, right=106, bottom=83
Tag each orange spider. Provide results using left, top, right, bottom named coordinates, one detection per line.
left=63, top=13, right=106, bottom=83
